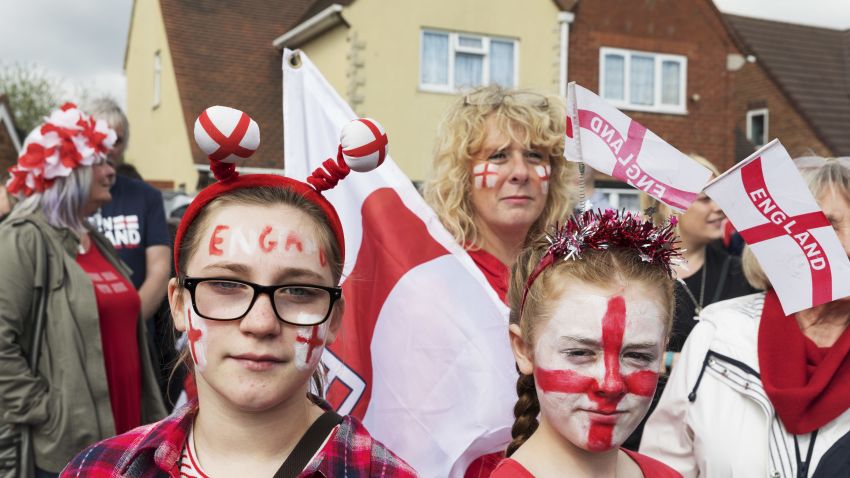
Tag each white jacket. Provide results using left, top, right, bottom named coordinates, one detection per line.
left=640, top=293, right=850, bottom=478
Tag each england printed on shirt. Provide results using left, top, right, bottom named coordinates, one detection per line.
left=90, top=212, right=142, bottom=249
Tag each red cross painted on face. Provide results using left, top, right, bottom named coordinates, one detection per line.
left=472, top=162, right=500, bottom=189
left=186, top=309, right=205, bottom=368
left=738, top=157, right=833, bottom=305
left=534, top=295, right=659, bottom=451
left=296, top=326, right=325, bottom=366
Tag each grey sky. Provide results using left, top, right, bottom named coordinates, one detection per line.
left=0, top=0, right=848, bottom=112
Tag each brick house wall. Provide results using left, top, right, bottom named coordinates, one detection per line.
left=568, top=0, right=742, bottom=170
left=0, top=124, right=18, bottom=176
left=732, top=62, right=833, bottom=160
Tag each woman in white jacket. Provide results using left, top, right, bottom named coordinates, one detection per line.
left=640, top=156, right=850, bottom=478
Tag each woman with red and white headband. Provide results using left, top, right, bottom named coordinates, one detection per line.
left=0, top=104, right=167, bottom=478
left=62, top=107, right=416, bottom=477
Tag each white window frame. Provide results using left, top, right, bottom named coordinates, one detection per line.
left=599, top=47, right=687, bottom=115
left=746, top=108, right=769, bottom=147
left=596, top=187, right=641, bottom=213
left=153, top=51, right=162, bottom=109
left=419, top=29, right=519, bottom=93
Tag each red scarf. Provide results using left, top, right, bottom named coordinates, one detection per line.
left=758, top=290, right=850, bottom=434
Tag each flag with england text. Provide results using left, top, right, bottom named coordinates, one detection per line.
left=704, top=139, right=850, bottom=314
left=564, top=82, right=712, bottom=212
left=282, top=49, right=517, bottom=478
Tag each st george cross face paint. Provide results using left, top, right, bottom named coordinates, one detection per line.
left=184, top=303, right=209, bottom=371
left=532, top=282, right=666, bottom=452
left=294, top=316, right=329, bottom=371
left=178, top=202, right=339, bottom=412
left=534, top=164, right=551, bottom=195
left=472, top=162, right=501, bottom=189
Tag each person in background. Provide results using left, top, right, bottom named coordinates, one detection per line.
left=624, top=154, right=757, bottom=450
left=493, top=210, right=681, bottom=477
left=424, top=85, right=574, bottom=303
left=0, top=104, right=166, bottom=477
left=62, top=108, right=416, bottom=477
left=88, top=98, right=170, bottom=323
left=423, top=85, right=574, bottom=476
left=641, top=156, right=850, bottom=477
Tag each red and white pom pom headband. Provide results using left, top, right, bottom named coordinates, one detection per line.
left=174, top=105, right=388, bottom=275
left=519, top=209, right=682, bottom=317
left=5, top=103, right=116, bottom=198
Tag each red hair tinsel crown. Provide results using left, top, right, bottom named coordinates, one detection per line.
left=173, top=107, right=389, bottom=278
left=520, top=209, right=681, bottom=315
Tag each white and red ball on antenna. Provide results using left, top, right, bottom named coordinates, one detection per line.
left=339, top=118, right=388, bottom=173
left=193, top=105, right=260, bottom=164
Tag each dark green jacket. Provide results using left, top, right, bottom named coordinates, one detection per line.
left=0, top=212, right=166, bottom=472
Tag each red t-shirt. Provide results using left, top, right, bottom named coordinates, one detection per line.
left=490, top=450, right=681, bottom=477
left=466, top=248, right=509, bottom=304
left=77, top=243, right=142, bottom=434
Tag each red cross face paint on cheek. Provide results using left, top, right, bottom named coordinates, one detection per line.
left=532, top=285, right=666, bottom=452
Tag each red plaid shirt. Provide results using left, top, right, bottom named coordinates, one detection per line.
left=61, top=397, right=417, bottom=477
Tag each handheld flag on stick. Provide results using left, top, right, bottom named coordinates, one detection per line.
left=564, top=82, right=712, bottom=212
left=704, top=139, right=850, bottom=314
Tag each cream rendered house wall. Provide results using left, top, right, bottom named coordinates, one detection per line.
left=124, top=0, right=197, bottom=191
left=301, top=0, right=562, bottom=182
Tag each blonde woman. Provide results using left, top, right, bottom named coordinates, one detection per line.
left=424, top=85, right=574, bottom=302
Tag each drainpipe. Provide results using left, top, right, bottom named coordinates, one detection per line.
left=559, top=11, right=575, bottom=97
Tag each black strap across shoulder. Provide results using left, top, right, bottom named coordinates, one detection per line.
left=711, top=255, right=732, bottom=304
left=273, top=410, right=343, bottom=478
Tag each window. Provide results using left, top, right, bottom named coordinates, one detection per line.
left=595, top=187, right=641, bottom=213
left=420, top=30, right=517, bottom=92
left=153, top=51, right=162, bottom=109
left=746, top=108, right=768, bottom=147
left=599, top=47, right=687, bottom=114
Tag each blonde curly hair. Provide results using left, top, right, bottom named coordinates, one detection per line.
left=423, top=85, right=575, bottom=249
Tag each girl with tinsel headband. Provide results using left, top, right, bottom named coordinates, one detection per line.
left=491, top=209, right=682, bottom=477
left=62, top=107, right=416, bottom=477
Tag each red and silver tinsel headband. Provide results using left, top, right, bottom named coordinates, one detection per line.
left=520, top=208, right=681, bottom=315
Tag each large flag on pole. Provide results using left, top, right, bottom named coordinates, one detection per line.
left=704, top=139, right=850, bottom=314
left=564, top=82, right=712, bottom=212
left=282, top=49, right=517, bottom=477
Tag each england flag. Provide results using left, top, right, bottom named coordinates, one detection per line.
left=282, top=49, right=517, bottom=478
left=704, top=139, right=850, bottom=314
left=564, top=82, right=712, bottom=212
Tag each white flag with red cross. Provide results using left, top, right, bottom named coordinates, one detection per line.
left=564, top=82, right=712, bottom=212
left=282, top=49, right=517, bottom=478
left=704, top=139, right=850, bottom=314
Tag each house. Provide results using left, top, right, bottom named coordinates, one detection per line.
left=0, top=94, right=22, bottom=176
left=725, top=14, right=850, bottom=160
left=124, top=0, right=574, bottom=191
left=123, top=0, right=845, bottom=199
left=123, top=0, right=318, bottom=191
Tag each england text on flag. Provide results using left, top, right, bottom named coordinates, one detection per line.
left=282, top=49, right=518, bottom=478
left=704, top=139, right=850, bottom=314
left=564, top=82, right=712, bottom=212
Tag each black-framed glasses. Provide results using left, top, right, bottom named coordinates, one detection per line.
left=463, top=91, right=549, bottom=109
left=182, top=277, right=342, bottom=326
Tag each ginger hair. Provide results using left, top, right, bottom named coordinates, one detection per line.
left=504, top=243, right=676, bottom=456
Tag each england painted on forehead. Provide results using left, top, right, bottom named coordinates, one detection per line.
left=207, top=223, right=326, bottom=265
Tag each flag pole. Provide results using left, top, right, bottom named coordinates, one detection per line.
left=567, top=82, right=587, bottom=212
